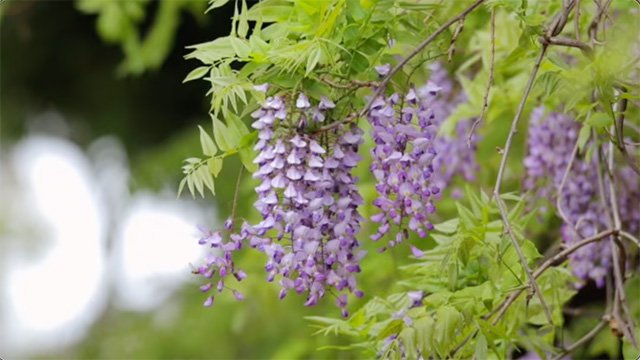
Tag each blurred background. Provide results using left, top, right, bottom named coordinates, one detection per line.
left=2, top=1, right=409, bottom=358
left=0, top=1, right=361, bottom=358
left=2, top=1, right=634, bottom=359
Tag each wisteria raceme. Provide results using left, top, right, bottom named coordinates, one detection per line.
left=367, top=89, right=439, bottom=248
left=422, top=63, right=479, bottom=192
left=367, top=63, right=479, bottom=248
left=523, top=107, right=640, bottom=288
left=196, top=91, right=365, bottom=315
left=194, top=220, right=247, bottom=306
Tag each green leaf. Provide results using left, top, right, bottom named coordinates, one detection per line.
left=185, top=37, right=235, bottom=63
left=226, top=113, right=249, bottom=140
left=183, top=66, right=210, bottom=83
left=306, top=47, right=322, bottom=76
left=206, top=0, right=231, bottom=13
left=211, top=116, right=232, bottom=151
left=238, top=131, right=258, bottom=149
left=208, top=158, right=223, bottom=177
left=198, top=126, right=218, bottom=156
left=230, top=37, right=251, bottom=59
left=178, top=177, right=188, bottom=197
left=239, top=148, right=258, bottom=172
left=434, top=218, right=459, bottom=234
left=475, top=333, right=488, bottom=360
left=237, top=0, right=249, bottom=37
left=577, top=123, right=591, bottom=151
left=200, top=165, right=216, bottom=196
left=585, top=112, right=612, bottom=130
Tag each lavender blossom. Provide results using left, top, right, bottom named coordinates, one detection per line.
left=217, top=93, right=365, bottom=313
left=524, top=107, right=640, bottom=288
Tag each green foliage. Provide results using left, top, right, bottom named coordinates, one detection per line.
left=309, top=191, right=576, bottom=359
left=76, top=0, right=206, bottom=75
left=174, top=0, right=640, bottom=357
left=178, top=113, right=255, bottom=198
left=181, top=0, right=506, bottom=199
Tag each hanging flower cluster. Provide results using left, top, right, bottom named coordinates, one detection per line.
left=524, top=107, right=640, bottom=287
left=368, top=89, right=439, bottom=248
left=368, top=63, right=480, bottom=249
left=426, top=63, right=480, bottom=192
left=196, top=91, right=365, bottom=316
left=194, top=63, right=483, bottom=310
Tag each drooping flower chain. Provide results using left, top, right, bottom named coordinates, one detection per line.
left=524, top=107, right=640, bottom=287
left=196, top=92, right=365, bottom=315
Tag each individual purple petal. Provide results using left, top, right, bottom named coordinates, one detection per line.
left=296, top=93, right=311, bottom=108
left=410, top=246, right=424, bottom=258
left=375, top=63, right=391, bottom=77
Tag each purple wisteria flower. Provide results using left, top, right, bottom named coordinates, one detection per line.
left=366, top=62, right=479, bottom=250
left=367, top=89, right=439, bottom=248
left=524, top=107, right=640, bottom=288
left=193, top=222, right=247, bottom=305
left=197, top=93, right=366, bottom=314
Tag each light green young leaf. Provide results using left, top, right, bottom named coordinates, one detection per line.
left=306, top=47, right=322, bottom=76
left=199, top=165, right=215, bottom=196
left=206, top=0, right=231, bottom=13
left=208, top=158, right=223, bottom=177
left=239, top=148, right=258, bottom=172
left=198, top=125, right=218, bottom=156
left=577, top=123, right=591, bottom=151
left=211, top=116, right=233, bottom=151
left=230, top=37, right=251, bottom=59
left=585, top=112, right=612, bottom=130
left=178, top=177, right=188, bottom=197
left=237, top=0, right=249, bottom=37
left=183, top=66, right=210, bottom=83
left=185, top=37, right=235, bottom=63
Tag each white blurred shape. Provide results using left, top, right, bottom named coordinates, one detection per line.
left=114, top=194, right=206, bottom=311
left=2, top=135, right=107, bottom=354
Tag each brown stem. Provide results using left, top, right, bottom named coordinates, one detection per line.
left=556, top=136, right=581, bottom=239
left=467, top=8, right=495, bottom=147
left=492, top=45, right=554, bottom=325
left=316, top=0, right=487, bottom=133
left=553, top=316, right=608, bottom=360
left=453, top=228, right=619, bottom=358
left=488, top=228, right=619, bottom=324
left=546, top=36, right=593, bottom=53
left=606, top=139, right=638, bottom=347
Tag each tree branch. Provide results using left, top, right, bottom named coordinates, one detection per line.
left=492, top=44, right=554, bottom=325
left=316, top=0, right=486, bottom=133
left=467, top=8, right=495, bottom=147
left=488, top=228, right=619, bottom=324
left=552, top=316, right=609, bottom=360
left=491, top=0, right=579, bottom=328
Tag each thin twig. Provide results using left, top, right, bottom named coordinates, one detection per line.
left=620, top=230, right=640, bottom=248
left=316, top=0, right=486, bottom=133
left=546, top=36, right=592, bottom=53
left=493, top=45, right=548, bottom=194
left=612, top=89, right=640, bottom=175
left=552, top=316, right=608, bottom=360
left=493, top=45, right=554, bottom=325
left=447, top=18, right=466, bottom=62
left=489, top=228, right=619, bottom=324
left=451, top=228, right=620, bottom=357
left=606, top=138, right=638, bottom=347
left=588, top=0, right=612, bottom=43
left=317, top=76, right=379, bottom=90
left=492, top=0, right=578, bottom=328
left=574, top=0, right=581, bottom=41
left=556, top=135, right=581, bottom=239
left=467, top=8, right=495, bottom=147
